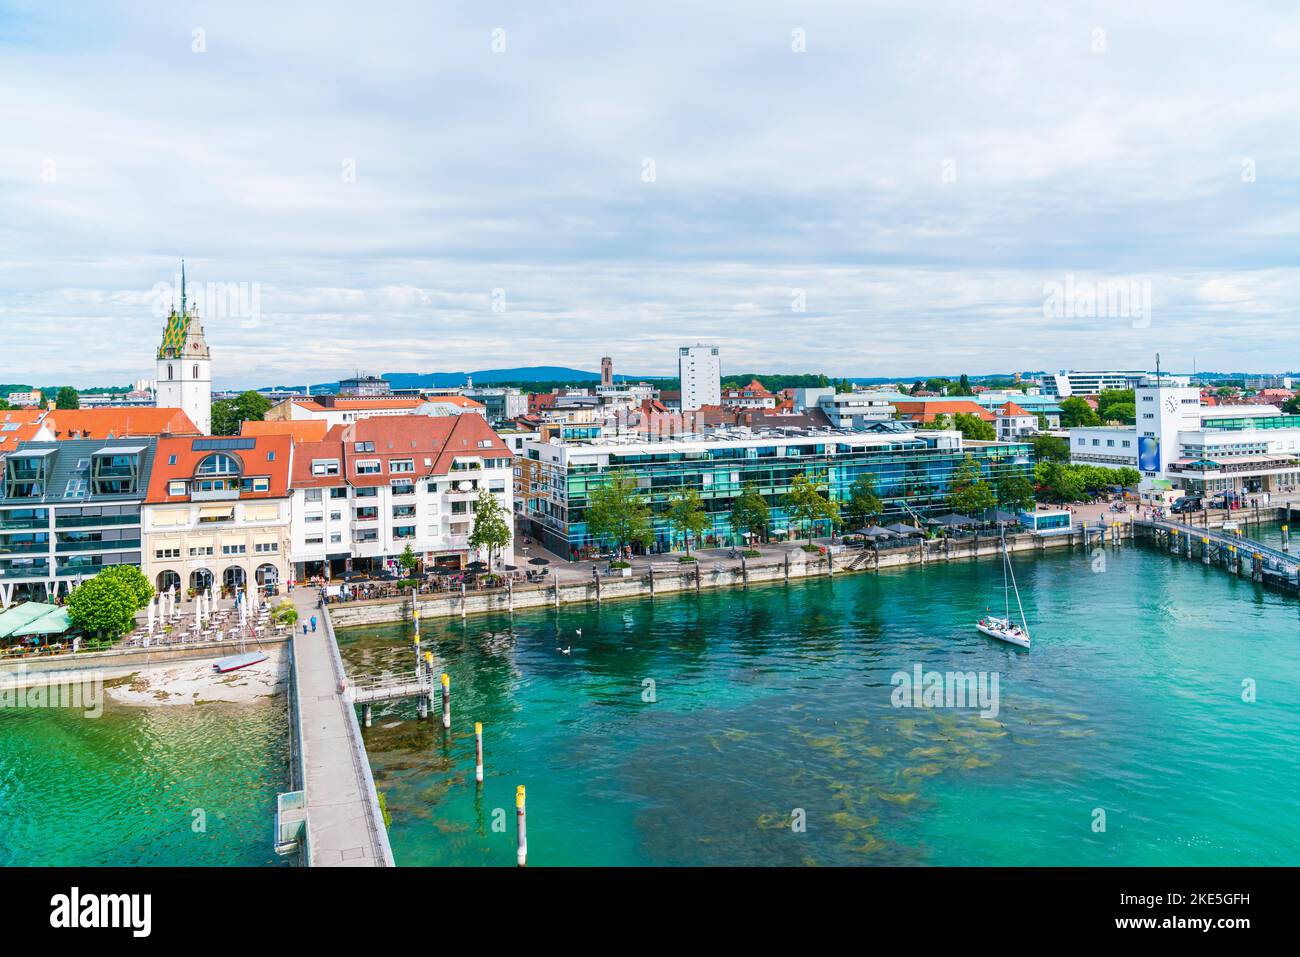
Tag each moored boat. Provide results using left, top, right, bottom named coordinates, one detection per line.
left=213, top=651, right=268, bottom=673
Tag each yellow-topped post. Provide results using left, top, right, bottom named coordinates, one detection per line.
left=441, top=673, right=451, bottom=729
left=516, top=785, right=527, bottom=866
left=475, top=721, right=484, bottom=783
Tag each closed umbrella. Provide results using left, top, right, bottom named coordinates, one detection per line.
left=146, top=595, right=156, bottom=634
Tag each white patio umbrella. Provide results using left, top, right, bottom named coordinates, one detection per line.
left=246, top=575, right=257, bottom=614
left=146, top=595, right=156, bottom=633
left=171, top=584, right=180, bottom=619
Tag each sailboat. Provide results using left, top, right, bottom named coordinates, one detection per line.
left=976, top=529, right=1031, bottom=649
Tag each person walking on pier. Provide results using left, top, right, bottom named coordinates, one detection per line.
left=311, top=615, right=317, bottom=633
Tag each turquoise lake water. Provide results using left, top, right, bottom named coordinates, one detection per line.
left=340, top=543, right=1300, bottom=867
left=0, top=696, right=288, bottom=866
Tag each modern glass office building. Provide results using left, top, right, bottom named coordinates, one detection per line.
left=520, top=423, right=1033, bottom=560
left=0, top=438, right=157, bottom=607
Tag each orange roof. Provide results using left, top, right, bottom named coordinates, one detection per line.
left=147, top=434, right=293, bottom=503
left=40, top=407, right=200, bottom=440
left=291, top=414, right=511, bottom=489
left=424, top=395, right=485, bottom=409
left=292, top=397, right=424, bottom=412
left=997, top=401, right=1031, bottom=417
left=892, top=400, right=995, bottom=422
left=0, top=409, right=49, bottom=452
left=241, top=419, right=329, bottom=443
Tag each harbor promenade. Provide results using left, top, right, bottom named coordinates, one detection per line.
left=290, top=588, right=395, bottom=867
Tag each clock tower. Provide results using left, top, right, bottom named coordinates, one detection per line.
left=155, top=262, right=212, bottom=434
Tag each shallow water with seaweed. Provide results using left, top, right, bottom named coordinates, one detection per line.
left=0, top=695, right=289, bottom=866
left=340, top=545, right=1300, bottom=866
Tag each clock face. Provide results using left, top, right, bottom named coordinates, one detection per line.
left=1165, top=397, right=1178, bottom=414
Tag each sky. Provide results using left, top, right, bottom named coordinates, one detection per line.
left=2, top=0, right=1299, bottom=389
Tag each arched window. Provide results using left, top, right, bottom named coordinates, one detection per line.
left=167, top=364, right=174, bottom=381
left=196, top=453, right=240, bottom=477
left=193, top=364, right=199, bottom=379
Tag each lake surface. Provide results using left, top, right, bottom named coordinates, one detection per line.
left=339, top=543, right=1300, bottom=867
left=0, top=694, right=289, bottom=866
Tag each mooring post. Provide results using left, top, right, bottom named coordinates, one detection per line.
left=516, top=785, right=528, bottom=867
left=594, top=569, right=601, bottom=604
left=475, top=721, right=484, bottom=784
left=425, top=652, right=435, bottom=714
left=441, top=672, right=451, bottom=729
left=826, top=548, right=834, bottom=576
left=1283, top=524, right=1290, bottom=552
left=740, top=551, right=748, bottom=585
left=508, top=575, right=514, bottom=613
left=695, top=561, right=701, bottom=592
left=784, top=551, right=790, bottom=580
left=363, top=703, right=372, bottom=728
left=461, top=579, right=467, bottom=619
left=554, top=578, right=560, bottom=607
left=648, top=564, right=655, bottom=595
left=1202, top=536, right=1210, bottom=564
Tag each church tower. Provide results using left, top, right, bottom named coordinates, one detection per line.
left=155, top=262, right=212, bottom=434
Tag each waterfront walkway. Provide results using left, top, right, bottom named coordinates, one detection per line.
left=290, top=588, right=394, bottom=867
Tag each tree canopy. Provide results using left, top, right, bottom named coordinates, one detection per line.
left=1058, top=396, right=1100, bottom=428
left=729, top=482, right=770, bottom=543
left=67, top=565, right=154, bottom=639
left=785, top=472, right=839, bottom=544
left=468, top=489, right=512, bottom=568
left=947, top=454, right=997, bottom=515
left=585, top=470, right=654, bottom=554
left=845, top=473, right=883, bottom=529
left=210, top=390, right=274, bottom=436
left=666, top=487, right=709, bottom=554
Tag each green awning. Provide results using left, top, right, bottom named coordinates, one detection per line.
left=0, top=602, right=60, bottom=639
left=11, top=607, right=72, bottom=636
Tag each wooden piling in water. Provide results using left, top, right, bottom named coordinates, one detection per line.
left=425, top=652, right=435, bottom=713
left=516, top=785, right=527, bottom=867
left=363, top=703, right=372, bottom=728
left=648, top=564, right=655, bottom=595
left=460, top=580, right=467, bottom=618
left=475, top=721, right=484, bottom=784
left=441, top=673, right=451, bottom=729
left=740, top=552, right=748, bottom=586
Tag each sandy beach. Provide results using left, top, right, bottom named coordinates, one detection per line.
left=105, top=645, right=288, bottom=707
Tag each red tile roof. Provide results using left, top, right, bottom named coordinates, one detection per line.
left=41, top=407, right=200, bottom=440
left=997, top=401, right=1031, bottom=417
left=146, top=434, right=293, bottom=503
left=241, top=419, right=330, bottom=443
left=892, top=400, right=995, bottom=423
left=296, top=414, right=512, bottom=488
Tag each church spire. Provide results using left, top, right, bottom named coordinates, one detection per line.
left=181, top=259, right=187, bottom=316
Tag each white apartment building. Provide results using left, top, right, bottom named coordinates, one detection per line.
left=288, top=414, right=514, bottom=578
left=1045, top=370, right=1149, bottom=398
left=678, top=344, right=721, bottom=411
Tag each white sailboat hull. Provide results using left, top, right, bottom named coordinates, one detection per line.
left=976, top=618, right=1030, bottom=649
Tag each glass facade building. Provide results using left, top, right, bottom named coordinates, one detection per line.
left=520, top=426, right=1033, bottom=560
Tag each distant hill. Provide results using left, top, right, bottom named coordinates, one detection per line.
left=261, top=367, right=668, bottom=393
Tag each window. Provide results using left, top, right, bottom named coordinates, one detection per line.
left=305, top=514, right=323, bottom=523
left=355, top=441, right=375, bottom=453
left=222, top=543, right=247, bottom=555
left=393, top=525, right=416, bottom=540
left=356, top=460, right=381, bottom=475
left=312, top=460, right=340, bottom=476
left=329, top=487, right=348, bottom=499
left=189, top=545, right=214, bottom=557
left=197, top=453, right=240, bottom=476
left=304, top=489, right=323, bottom=503
left=255, top=542, right=278, bottom=554
left=168, top=455, right=177, bottom=465
left=154, top=547, right=181, bottom=560
left=192, top=364, right=199, bottom=379
left=305, top=535, right=324, bottom=545
left=390, top=459, right=414, bottom=473
left=329, top=533, right=342, bottom=544
left=167, top=364, right=174, bottom=380
left=330, top=511, right=342, bottom=521
left=267, top=451, right=276, bottom=462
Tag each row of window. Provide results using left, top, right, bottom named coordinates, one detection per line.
left=153, top=541, right=279, bottom=561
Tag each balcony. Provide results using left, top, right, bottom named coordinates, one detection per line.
left=191, top=489, right=241, bottom=502
left=0, top=563, right=50, bottom=579
left=0, top=515, right=48, bottom=530
left=0, top=541, right=50, bottom=555
left=56, top=539, right=141, bottom=553
left=56, top=513, right=140, bottom=528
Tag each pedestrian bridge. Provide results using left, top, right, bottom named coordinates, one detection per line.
left=1133, top=518, right=1300, bottom=590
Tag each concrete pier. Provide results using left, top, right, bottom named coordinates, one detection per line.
left=291, top=589, right=395, bottom=867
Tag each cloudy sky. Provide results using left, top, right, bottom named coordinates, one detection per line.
left=2, top=1, right=1298, bottom=388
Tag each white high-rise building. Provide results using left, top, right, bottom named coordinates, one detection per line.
left=678, top=344, right=721, bottom=411
left=155, top=265, right=212, bottom=435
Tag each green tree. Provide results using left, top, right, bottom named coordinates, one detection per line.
left=585, top=469, right=653, bottom=555
left=271, top=599, right=299, bottom=627
left=67, top=565, right=154, bottom=640
left=468, top=489, right=512, bottom=569
left=947, top=454, right=997, bottom=515
left=1034, top=461, right=1085, bottom=503
left=845, top=473, right=883, bottom=529
left=729, top=482, right=771, bottom=544
left=666, top=487, right=709, bottom=555
left=785, top=472, right=839, bottom=544
left=398, top=542, right=419, bottom=576
left=1097, top=388, right=1136, bottom=423
left=54, top=386, right=80, bottom=410
left=953, top=373, right=974, bottom=396
left=1059, top=396, right=1100, bottom=428
left=952, top=412, right=996, bottom=441
left=1283, top=395, right=1300, bottom=415
left=1114, top=467, right=1141, bottom=491
left=996, top=474, right=1036, bottom=511
left=210, top=390, right=274, bottom=436
left=1029, top=433, right=1070, bottom=463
